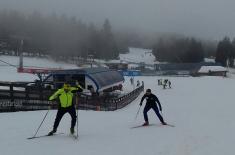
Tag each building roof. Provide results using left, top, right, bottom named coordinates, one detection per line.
left=50, top=67, right=124, bottom=92
left=198, top=66, right=227, bottom=73
left=155, top=62, right=222, bottom=71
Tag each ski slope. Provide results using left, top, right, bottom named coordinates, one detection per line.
left=105, top=47, right=156, bottom=66
left=1, top=75, right=235, bottom=155
left=1, top=52, right=235, bottom=155
left=119, top=47, right=155, bottom=65
left=0, top=55, right=77, bottom=82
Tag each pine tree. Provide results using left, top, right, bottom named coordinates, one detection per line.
left=215, top=37, right=233, bottom=66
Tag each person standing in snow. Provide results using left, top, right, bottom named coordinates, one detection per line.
left=168, top=80, right=171, bottom=88
left=130, top=77, right=134, bottom=85
left=48, top=82, right=83, bottom=136
left=139, top=89, right=167, bottom=126
left=163, top=79, right=168, bottom=89
left=136, top=80, right=140, bottom=87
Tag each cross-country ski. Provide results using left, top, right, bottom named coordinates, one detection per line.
left=131, top=123, right=175, bottom=129
left=27, top=133, right=64, bottom=140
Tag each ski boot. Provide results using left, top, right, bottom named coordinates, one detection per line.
left=48, top=129, right=56, bottom=136
left=161, top=122, right=167, bottom=125
left=142, top=122, right=149, bottom=126
left=70, top=127, right=75, bottom=135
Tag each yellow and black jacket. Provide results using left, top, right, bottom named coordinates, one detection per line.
left=49, top=85, right=83, bottom=108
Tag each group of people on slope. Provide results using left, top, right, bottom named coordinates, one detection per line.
left=47, top=82, right=167, bottom=136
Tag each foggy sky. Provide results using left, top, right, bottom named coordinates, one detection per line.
left=1, top=0, right=235, bottom=40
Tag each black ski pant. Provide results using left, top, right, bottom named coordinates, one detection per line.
left=143, top=104, right=165, bottom=123
left=53, top=106, right=76, bottom=130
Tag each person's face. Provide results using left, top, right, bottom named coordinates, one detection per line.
left=64, top=88, right=69, bottom=92
left=63, top=84, right=70, bottom=92
left=146, top=91, right=151, bottom=95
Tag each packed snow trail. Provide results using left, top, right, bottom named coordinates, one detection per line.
left=1, top=76, right=235, bottom=155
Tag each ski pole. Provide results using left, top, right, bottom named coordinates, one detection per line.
left=134, top=105, right=141, bottom=121
left=31, top=108, right=50, bottom=138
left=76, top=107, right=79, bottom=139
left=76, top=95, right=79, bottom=139
left=160, top=110, right=168, bottom=124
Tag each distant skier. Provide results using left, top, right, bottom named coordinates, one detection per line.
left=139, top=89, right=167, bottom=126
left=130, top=77, right=134, bottom=85
left=168, top=80, right=171, bottom=88
left=130, top=77, right=135, bottom=89
left=157, top=79, right=161, bottom=85
left=163, top=79, right=168, bottom=89
left=48, top=82, right=83, bottom=136
left=136, top=80, right=140, bottom=87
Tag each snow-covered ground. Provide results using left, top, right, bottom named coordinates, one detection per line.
left=1, top=75, right=235, bottom=155
left=104, top=47, right=156, bottom=66
left=198, top=66, right=227, bottom=73
left=119, top=47, right=155, bottom=65
left=1, top=52, right=235, bottom=155
left=0, top=55, right=78, bottom=82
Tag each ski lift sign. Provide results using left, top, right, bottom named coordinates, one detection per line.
left=121, top=70, right=141, bottom=76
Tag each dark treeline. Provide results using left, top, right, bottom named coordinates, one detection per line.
left=0, top=10, right=129, bottom=60
left=215, top=37, right=235, bottom=67
left=152, top=35, right=235, bottom=67
left=0, top=10, right=235, bottom=65
left=152, top=36, right=205, bottom=63
left=118, top=32, right=219, bottom=63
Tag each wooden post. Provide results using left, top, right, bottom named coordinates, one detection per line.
left=25, top=86, right=29, bottom=100
left=10, top=83, right=15, bottom=111
left=10, top=83, right=14, bottom=102
left=39, top=86, right=43, bottom=101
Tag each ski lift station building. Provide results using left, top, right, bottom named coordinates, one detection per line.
left=46, top=67, right=124, bottom=94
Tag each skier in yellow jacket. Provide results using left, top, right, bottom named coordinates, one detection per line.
left=48, top=82, right=83, bottom=136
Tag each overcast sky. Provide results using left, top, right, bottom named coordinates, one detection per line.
left=1, top=0, right=235, bottom=40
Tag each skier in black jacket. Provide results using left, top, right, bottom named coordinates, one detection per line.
left=140, top=88, right=167, bottom=126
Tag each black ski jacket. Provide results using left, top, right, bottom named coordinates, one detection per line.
left=140, top=93, right=162, bottom=111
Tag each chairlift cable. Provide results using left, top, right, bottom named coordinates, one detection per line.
left=0, top=59, right=18, bottom=68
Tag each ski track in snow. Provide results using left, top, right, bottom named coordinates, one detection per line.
left=0, top=76, right=235, bottom=155
left=1, top=52, right=235, bottom=155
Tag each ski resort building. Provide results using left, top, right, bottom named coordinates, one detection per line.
left=154, top=62, right=225, bottom=76
left=194, top=66, right=227, bottom=77
left=47, top=67, right=125, bottom=94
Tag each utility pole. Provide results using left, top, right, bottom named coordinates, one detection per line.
left=19, top=39, right=24, bottom=69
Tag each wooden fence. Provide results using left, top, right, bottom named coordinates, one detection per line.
left=0, top=81, right=144, bottom=112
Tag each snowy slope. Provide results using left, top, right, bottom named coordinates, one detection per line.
left=0, top=55, right=78, bottom=82
left=1, top=76, right=235, bottom=155
left=1, top=50, right=235, bottom=155
left=102, top=47, right=156, bottom=69
left=119, top=47, right=155, bottom=64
